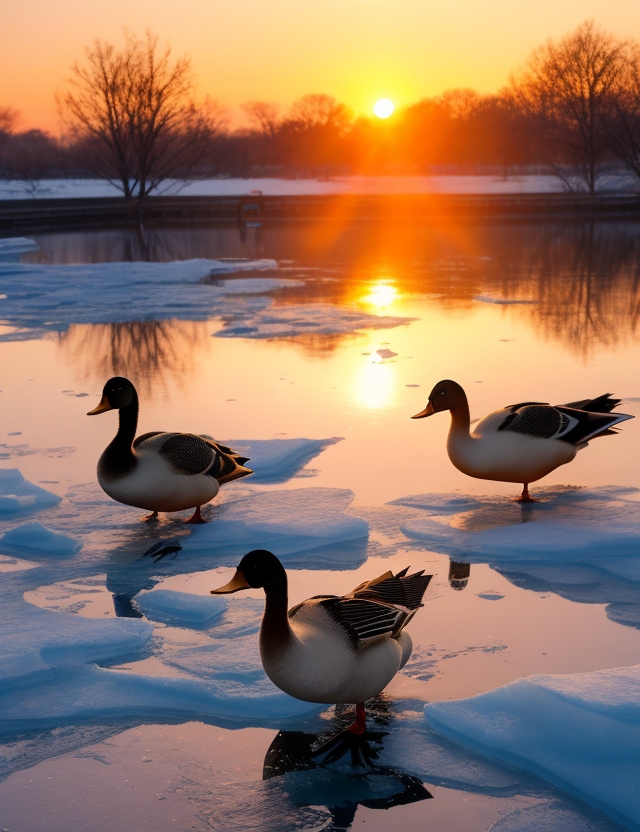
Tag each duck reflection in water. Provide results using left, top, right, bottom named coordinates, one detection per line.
left=448, top=560, right=471, bottom=591
left=262, top=699, right=432, bottom=831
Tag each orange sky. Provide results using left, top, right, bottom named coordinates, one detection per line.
left=2, top=0, right=640, bottom=134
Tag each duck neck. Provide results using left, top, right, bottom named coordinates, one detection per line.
left=260, top=570, right=292, bottom=649
left=449, top=390, right=471, bottom=437
left=100, top=393, right=139, bottom=478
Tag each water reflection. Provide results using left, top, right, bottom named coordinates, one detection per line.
left=263, top=700, right=432, bottom=831
left=448, top=560, right=471, bottom=591
left=496, top=559, right=640, bottom=632
left=24, top=218, right=640, bottom=358
left=58, top=319, right=211, bottom=395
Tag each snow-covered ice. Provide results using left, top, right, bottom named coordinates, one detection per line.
left=424, top=665, right=640, bottom=831
left=132, top=589, right=227, bottom=629
left=181, top=487, right=369, bottom=566
left=394, top=486, right=640, bottom=561
left=0, top=468, right=61, bottom=514
left=0, top=259, right=283, bottom=340
left=1, top=521, right=82, bottom=557
left=225, top=437, right=343, bottom=483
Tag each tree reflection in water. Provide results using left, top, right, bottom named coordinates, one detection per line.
left=58, top=319, right=210, bottom=396
left=486, top=222, right=640, bottom=357
left=31, top=218, right=640, bottom=361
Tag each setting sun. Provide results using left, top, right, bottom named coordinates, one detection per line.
left=373, top=98, right=395, bottom=119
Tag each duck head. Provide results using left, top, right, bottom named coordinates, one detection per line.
left=412, top=379, right=464, bottom=418
left=87, top=377, right=136, bottom=415
left=211, top=549, right=286, bottom=594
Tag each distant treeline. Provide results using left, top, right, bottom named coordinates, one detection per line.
left=3, top=21, right=640, bottom=198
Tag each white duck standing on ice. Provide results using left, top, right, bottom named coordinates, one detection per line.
left=88, top=376, right=252, bottom=522
left=412, top=379, right=634, bottom=502
left=211, top=549, right=432, bottom=766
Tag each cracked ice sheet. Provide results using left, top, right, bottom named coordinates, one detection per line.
left=214, top=302, right=417, bottom=338
left=394, top=485, right=640, bottom=561
left=424, top=666, right=640, bottom=831
left=0, top=258, right=284, bottom=340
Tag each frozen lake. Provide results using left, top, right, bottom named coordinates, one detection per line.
left=1, top=219, right=639, bottom=831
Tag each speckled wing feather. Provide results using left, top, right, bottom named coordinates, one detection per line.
left=158, top=434, right=216, bottom=474
left=497, top=405, right=570, bottom=439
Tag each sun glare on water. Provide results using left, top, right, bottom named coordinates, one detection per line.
left=373, top=98, right=395, bottom=119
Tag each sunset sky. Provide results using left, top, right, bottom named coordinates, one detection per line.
left=2, top=0, right=640, bottom=134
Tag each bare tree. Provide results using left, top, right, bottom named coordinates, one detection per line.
left=605, top=45, right=640, bottom=183
left=288, top=94, right=353, bottom=133
left=59, top=31, right=226, bottom=204
left=510, top=20, right=629, bottom=193
left=242, top=101, right=281, bottom=140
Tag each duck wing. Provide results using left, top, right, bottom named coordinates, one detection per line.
left=497, top=404, right=570, bottom=439
left=157, top=433, right=219, bottom=474
left=498, top=400, right=633, bottom=445
left=316, top=568, right=433, bottom=647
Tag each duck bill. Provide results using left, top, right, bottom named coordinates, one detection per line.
left=87, top=396, right=114, bottom=416
left=211, top=569, right=251, bottom=594
left=411, top=401, right=435, bottom=419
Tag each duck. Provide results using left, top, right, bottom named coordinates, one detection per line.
left=412, top=379, right=634, bottom=502
left=88, top=376, right=252, bottom=522
left=211, top=549, right=432, bottom=765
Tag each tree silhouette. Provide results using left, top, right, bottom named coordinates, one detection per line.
left=510, top=20, right=629, bottom=193
left=59, top=31, right=225, bottom=204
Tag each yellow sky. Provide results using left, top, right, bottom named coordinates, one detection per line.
left=2, top=0, right=640, bottom=134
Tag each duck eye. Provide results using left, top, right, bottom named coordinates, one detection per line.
left=440, top=391, right=445, bottom=396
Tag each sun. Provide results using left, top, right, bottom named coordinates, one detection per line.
left=373, top=98, right=395, bottom=119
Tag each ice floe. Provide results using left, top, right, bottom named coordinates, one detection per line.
left=0, top=662, right=317, bottom=733
left=181, top=487, right=369, bottom=566
left=0, top=258, right=281, bottom=340
left=223, top=437, right=343, bottom=483
left=424, top=665, right=640, bottom=830
left=1, top=521, right=82, bottom=558
left=394, top=485, right=640, bottom=561
left=133, top=589, right=227, bottom=629
left=0, top=468, right=61, bottom=514
left=215, top=303, right=416, bottom=339
left=0, top=600, right=153, bottom=683
left=0, top=237, right=39, bottom=261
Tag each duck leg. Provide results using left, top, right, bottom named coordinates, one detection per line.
left=185, top=505, right=207, bottom=524
left=312, top=703, right=380, bottom=768
left=142, top=510, right=159, bottom=522
left=517, top=484, right=537, bottom=503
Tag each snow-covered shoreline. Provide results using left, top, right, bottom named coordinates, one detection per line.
left=0, top=173, right=638, bottom=201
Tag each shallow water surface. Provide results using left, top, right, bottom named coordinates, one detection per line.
left=0, top=219, right=639, bottom=831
